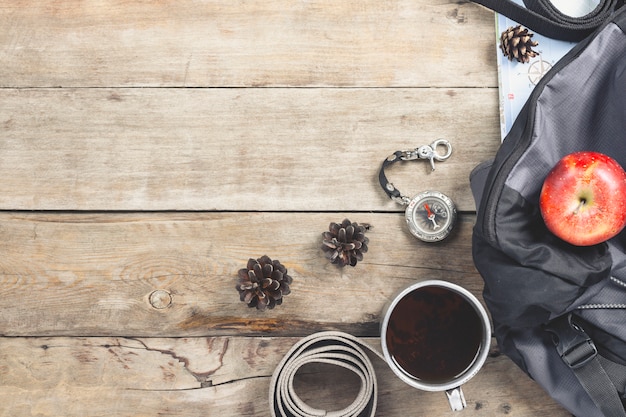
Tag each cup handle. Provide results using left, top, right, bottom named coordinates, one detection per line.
left=445, top=387, right=467, bottom=411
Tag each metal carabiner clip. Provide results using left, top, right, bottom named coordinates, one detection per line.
left=417, top=139, right=452, bottom=171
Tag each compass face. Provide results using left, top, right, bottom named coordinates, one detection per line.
left=405, top=191, right=457, bottom=242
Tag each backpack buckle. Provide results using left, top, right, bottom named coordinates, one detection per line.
left=545, top=313, right=598, bottom=369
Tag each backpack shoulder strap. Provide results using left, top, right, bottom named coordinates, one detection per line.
left=471, top=0, right=625, bottom=41
left=545, top=314, right=626, bottom=416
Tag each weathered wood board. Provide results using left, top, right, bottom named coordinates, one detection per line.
left=0, top=88, right=499, bottom=212
left=0, top=0, right=496, bottom=88
left=0, top=336, right=571, bottom=417
left=0, top=212, right=481, bottom=337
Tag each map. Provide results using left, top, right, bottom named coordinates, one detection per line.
left=495, top=0, right=599, bottom=139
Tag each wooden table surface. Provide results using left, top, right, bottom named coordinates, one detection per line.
left=0, top=1, right=573, bottom=416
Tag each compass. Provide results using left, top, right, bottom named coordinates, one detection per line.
left=406, top=191, right=456, bottom=242
left=378, top=140, right=457, bottom=242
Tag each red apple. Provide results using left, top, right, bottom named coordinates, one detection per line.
left=540, top=151, right=626, bottom=246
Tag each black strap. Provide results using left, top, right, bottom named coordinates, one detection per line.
left=546, top=314, right=626, bottom=417
left=378, top=140, right=453, bottom=204
left=575, top=358, right=626, bottom=417
left=471, top=0, right=625, bottom=41
left=379, top=151, right=409, bottom=204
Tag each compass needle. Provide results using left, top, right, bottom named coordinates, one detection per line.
left=424, top=203, right=440, bottom=229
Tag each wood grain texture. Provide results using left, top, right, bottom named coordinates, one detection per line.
left=0, top=0, right=574, bottom=415
left=0, top=212, right=482, bottom=337
left=0, top=336, right=570, bottom=417
left=0, top=87, right=499, bottom=211
left=0, top=0, right=496, bottom=88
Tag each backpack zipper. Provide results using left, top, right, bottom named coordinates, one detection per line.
left=575, top=277, right=626, bottom=310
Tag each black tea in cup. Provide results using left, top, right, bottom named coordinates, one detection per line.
left=385, top=285, right=484, bottom=383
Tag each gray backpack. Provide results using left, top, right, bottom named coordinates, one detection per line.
left=470, top=3, right=626, bottom=416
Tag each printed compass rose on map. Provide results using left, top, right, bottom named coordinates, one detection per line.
left=527, top=56, right=552, bottom=85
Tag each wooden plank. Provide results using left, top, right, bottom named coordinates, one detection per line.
left=0, top=0, right=497, bottom=88
left=0, top=87, right=499, bottom=212
left=0, top=336, right=570, bottom=417
left=0, top=212, right=483, bottom=337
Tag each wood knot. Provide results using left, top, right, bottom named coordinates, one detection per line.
left=149, top=290, right=172, bottom=309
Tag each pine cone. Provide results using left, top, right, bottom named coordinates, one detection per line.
left=500, top=25, right=539, bottom=63
left=236, top=255, right=292, bottom=310
left=322, top=219, right=370, bottom=267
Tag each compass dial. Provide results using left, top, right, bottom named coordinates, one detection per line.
left=405, top=191, right=457, bottom=242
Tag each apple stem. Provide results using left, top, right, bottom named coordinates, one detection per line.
left=574, top=199, right=586, bottom=214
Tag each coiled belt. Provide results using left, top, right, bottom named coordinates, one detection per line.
left=269, top=331, right=384, bottom=417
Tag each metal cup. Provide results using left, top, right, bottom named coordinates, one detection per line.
left=380, top=280, right=491, bottom=411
